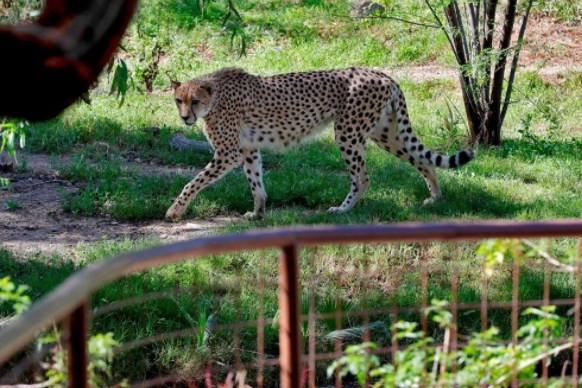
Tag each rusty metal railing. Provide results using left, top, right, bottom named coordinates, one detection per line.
left=1, top=220, right=582, bottom=387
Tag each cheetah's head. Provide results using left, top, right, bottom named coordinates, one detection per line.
left=171, top=79, right=215, bottom=126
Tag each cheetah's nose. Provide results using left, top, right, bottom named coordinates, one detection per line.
left=181, top=115, right=189, bottom=121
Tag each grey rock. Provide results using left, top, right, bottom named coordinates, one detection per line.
left=352, top=0, right=385, bottom=18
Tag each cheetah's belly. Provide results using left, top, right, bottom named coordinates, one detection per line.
left=240, top=115, right=335, bottom=150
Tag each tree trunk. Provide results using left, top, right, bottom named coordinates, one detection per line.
left=483, top=111, right=501, bottom=146
left=460, top=79, right=482, bottom=143
left=487, top=0, right=517, bottom=146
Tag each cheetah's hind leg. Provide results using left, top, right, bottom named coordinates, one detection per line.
left=370, top=100, right=444, bottom=206
left=328, top=124, right=370, bottom=214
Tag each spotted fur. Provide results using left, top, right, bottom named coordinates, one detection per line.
left=166, top=67, right=475, bottom=220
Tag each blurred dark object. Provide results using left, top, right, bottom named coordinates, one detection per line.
left=0, top=151, right=14, bottom=173
left=0, top=0, right=138, bottom=121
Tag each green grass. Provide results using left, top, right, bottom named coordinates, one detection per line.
left=42, top=73, right=581, bottom=223
left=56, top=133, right=582, bottom=222
left=1, top=238, right=580, bottom=384
left=4, top=199, right=22, bottom=211
left=2, top=0, right=582, bottom=385
left=123, top=0, right=453, bottom=88
left=535, top=0, right=582, bottom=24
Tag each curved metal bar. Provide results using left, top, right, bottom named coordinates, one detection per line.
left=1, top=220, right=582, bottom=365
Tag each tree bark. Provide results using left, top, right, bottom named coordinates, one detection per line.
left=480, top=0, right=498, bottom=111
left=444, top=2, right=481, bottom=143
left=487, top=0, right=517, bottom=146
left=500, top=0, right=534, bottom=128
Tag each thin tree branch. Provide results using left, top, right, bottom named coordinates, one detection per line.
left=481, top=0, right=487, bottom=47
left=454, top=1, right=480, bottom=108
left=488, top=0, right=518, bottom=145
left=500, top=0, right=534, bottom=128
left=495, top=340, right=580, bottom=385
left=522, top=239, right=576, bottom=273
left=431, top=346, right=441, bottom=383
left=481, top=0, right=498, bottom=109
left=344, top=14, right=441, bottom=29
left=468, top=2, right=482, bottom=58
left=424, top=0, right=457, bottom=58
left=483, top=0, right=498, bottom=49
left=444, top=2, right=480, bottom=117
left=453, top=1, right=471, bottom=64
left=436, top=327, right=451, bottom=388
left=329, top=1, right=441, bottom=29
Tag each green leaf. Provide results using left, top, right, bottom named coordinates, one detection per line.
left=110, top=59, right=129, bottom=107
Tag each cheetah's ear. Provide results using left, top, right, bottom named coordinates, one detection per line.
left=170, top=79, right=181, bottom=90
left=199, top=80, right=216, bottom=96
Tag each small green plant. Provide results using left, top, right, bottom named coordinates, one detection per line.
left=0, top=276, right=31, bottom=314
left=1, top=120, right=26, bottom=157
left=476, top=238, right=520, bottom=276
left=0, top=277, right=123, bottom=387
left=221, top=0, right=248, bottom=57
left=108, top=57, right=130, bottom=107
left=42, top=332, right=124, bottom=387
left=4, top=199, right=23, bottom=211
left=518, top=111, right=536, bottom=141
left=435, top=99, right=467, bottom=150
left=0, top=119, right=26, bottom=186
left=136, top=40, right=165, bottom=92
left=536, top=0, right=582, bottom=24
left=328, top=301, right=565, bottom=387
left=328, top=238, right=578, bottom=386
left=16, top=158, right=28, bottom=173
left=189, top=0, right=211, bottom=19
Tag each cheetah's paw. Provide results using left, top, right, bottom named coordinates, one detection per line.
left=327, top=206, right=348, bottom=214
left=165, top=203, right=187, bottom=221
left=243, top=211, right=263, bottom=220
left=423, top=196, right=442, bottom=206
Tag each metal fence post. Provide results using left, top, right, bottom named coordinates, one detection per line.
left=66, top=302, right=89, bottom=388
left=279, top=244, right=302, bottom=388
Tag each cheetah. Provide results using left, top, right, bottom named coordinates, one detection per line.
left=166, top=67, right=474, bottom=220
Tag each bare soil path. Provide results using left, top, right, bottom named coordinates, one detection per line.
left=388, top=16, right=582, bottom=84
left=0, top=153, right=238, bottom=257
left=388, top=63, right=582, bottom=83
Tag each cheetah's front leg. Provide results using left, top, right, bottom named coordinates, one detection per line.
left=241, top=148, right=267, bottom=220
left=166, top=150, right=241, bottom=220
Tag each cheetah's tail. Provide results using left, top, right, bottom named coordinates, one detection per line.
left=421, top=147, right=476, bottom=169
left=390, top=81, right=476, bottom=169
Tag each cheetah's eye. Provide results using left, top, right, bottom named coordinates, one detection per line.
left=176, top=99, right=182, bottom=104
left=191, top=99, right=199, bottom=106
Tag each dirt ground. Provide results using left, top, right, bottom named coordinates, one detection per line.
left=1, top=16, right=580, bottom=257
left=0, top=153, right=238, bottom=256
left=390, top=16, right=582, bottom=83
left=519, top=16, right=582, bottom=69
